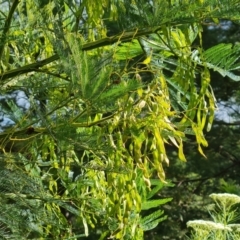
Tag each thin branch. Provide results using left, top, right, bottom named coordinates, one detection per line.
left=0, top=0, right=20, bottom=60
left=0, top=27, right=162, bottom=82
left=192, top=162, right=238, bottom=193
left=214, top=120, right=240, bottom=126
left=81, top=27, right=161, bottom=51
left=34, top=69, right=70, bottom=81
left=174, top=150, right=240, bottom=191
left=0, top=54, right=59, bottom=81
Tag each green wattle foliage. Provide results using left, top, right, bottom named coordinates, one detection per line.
left=0, top=0, right=239, bottom=239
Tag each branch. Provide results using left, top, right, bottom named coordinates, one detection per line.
left=82, top=27, right=161, bottom=50
left=192, top=162, right=238, bottom=193
left=0, top=0, right=20, bottom=60
left=214, top=120, right=240, bottom=126
left=0, top=54, right=59, bottom=81
left=174, top=158, right=240, bottom=192
left=0, top=27, right=161, bottom=81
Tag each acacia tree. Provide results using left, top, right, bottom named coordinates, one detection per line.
left=0, top=0, right=240, bottom=239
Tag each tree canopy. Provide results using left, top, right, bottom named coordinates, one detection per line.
left=0, top=0, right=240, bottom=239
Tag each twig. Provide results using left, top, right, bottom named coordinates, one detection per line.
left=0, top=27, right=162, bottom=82
left=0, top=0, right=20, bottom=60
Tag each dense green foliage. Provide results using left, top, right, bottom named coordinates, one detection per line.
left=0, top=0, right=240, bottom=239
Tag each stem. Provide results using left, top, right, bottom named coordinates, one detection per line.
left=0, top=27, right=161, bottom=81
left=0, top=0, right=20, bottom=60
